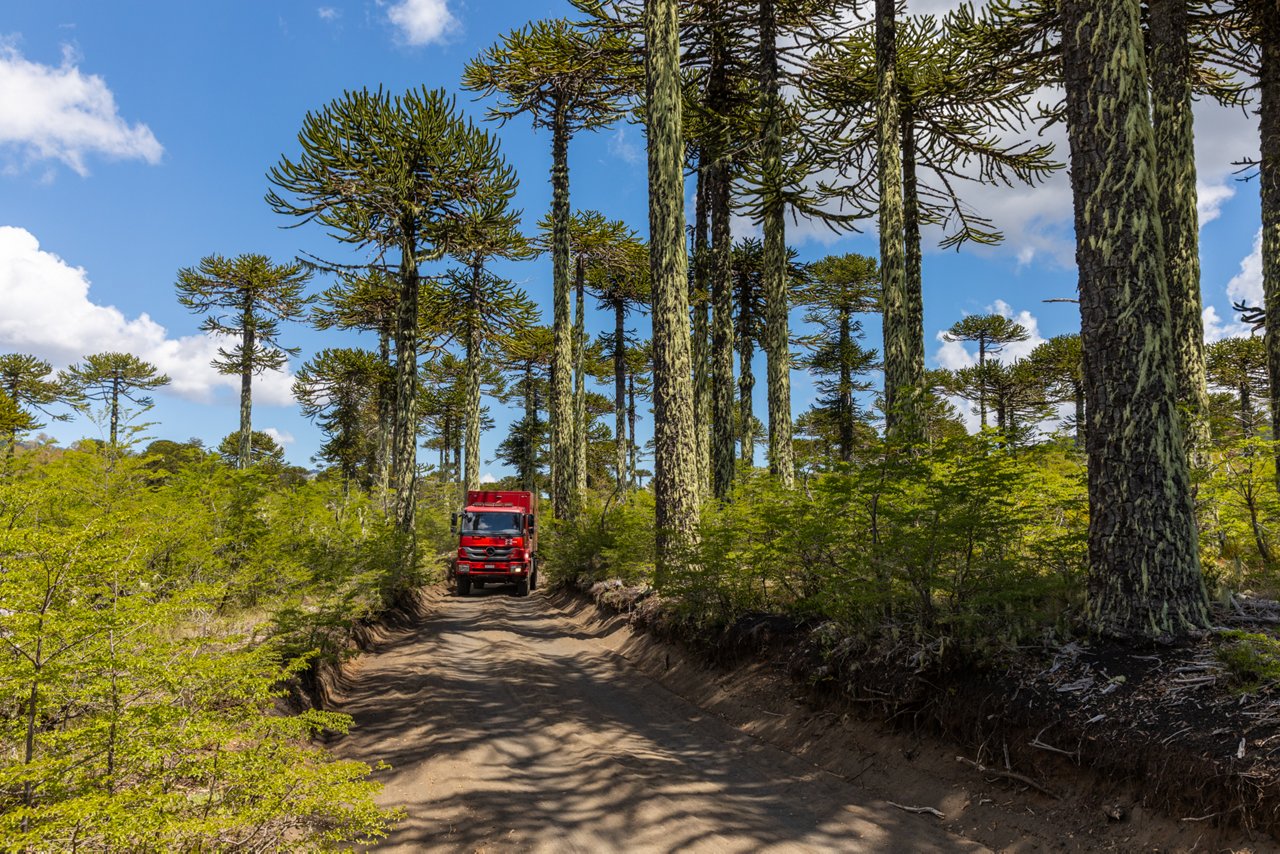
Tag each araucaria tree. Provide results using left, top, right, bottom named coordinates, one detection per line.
left=61, top=353, right=170, bottom=446
left=0, top=354, right=67, bottom=455
left=175, top=254, right=310, bottom=469
left=941, top=314, right=1030, bottom=428
left=268, top=86, right=517, bottom=538
left=1059, top=0, right=1208, bottom=639
left=463, top=18, right=632, bottom=520
left=646, top=0, right=700, bottom=577
left=293, top=347, right=386, bottom=485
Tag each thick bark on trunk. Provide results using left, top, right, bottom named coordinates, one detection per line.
left=522, top=365, right=538, bottom=491
left=391, top=229, right=420, bottom=536
left=693, top=163, right=711, bottom=500
left=463, top=261, right=482, bottom=503
left=1261, top=1, right=1280, bottom=491
left=376, top=329, right=393, bottom=505
left=838, top=311, right=853, bottom=462
left=628, top=372, right=638, bottom=490
left=574, top=255, right=588, bottom=496
left=737, top=271, right=756, bottom=468
left=615, top=301, right=629, bottom=495
left=1150, top=0, right=1210, bottom=464
left=646, top=0, right=700, bottom=578
left=760, top=0, right=793, bottom=486
left=550, top=105, right=574, bottom=519
left=877, top=0, right=920, bottom=441
left=1060, top=0, right=1207, bottom=640
left=709, top=26, right=736, bottom=501
left=238, top=296, right=254, bottom=468
left=900, top=107, right=925, bottom=437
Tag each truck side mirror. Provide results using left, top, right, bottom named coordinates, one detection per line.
left=527, top=513, right=536, bottom=531
left=450, top=512, right=458, bottom=534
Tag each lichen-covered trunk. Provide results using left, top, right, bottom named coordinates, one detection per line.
left=614, top=301, right=629, bottom=495
left=1060, top=0, right=1207, bottom=640
left=109, top=374, right=120, bottom=446
left=463, top=262, right=482, bottom=504
left=1150, top=0, right=1210, bottom=465
left=550, top=106, right=574, bottom=520
left=900, top=107, right=925, bottom=438
left=838, top=311, right=853, bottom=462
left=709, top=27, right=736, bottom=501
left=376, top=328, right=393, bottom=505
left=574, top=255, right=588, bottom=497
left=737, top=272, right=756, bottom=468
left=693, top=162, right=711, bottom=499
left=646, top=0, right=699, bottom=578
left=1261, top=1, right=1280, bottom=492
left=760, top=0, right=793, bottom=487
left=522, top=364, right=538, bottom=491
left=391, top=230, right=420, bottom=536
left=628, top=371, right=639, bottom=490
left=876, top=0, right=920, bottom=441
left=238, top=296, right=254, bottom=468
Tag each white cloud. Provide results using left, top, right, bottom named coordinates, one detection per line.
left=608, top=126, right=642, bottom=166
left=480, top=472, right=498, bottom=484
left=0, top=40, right=162, bottom=176
left=387, top=0, right=457, bottom=46
left=0, top=226, right=294, bottom=406
left=1202, top=305, right=1251, bottom=344
left=263, top=427, right=296, bottom=446
left=1227, top=229, right=1264, bottom=308
left=318, top=7, right=340, bottom=21
left=1196, top=180, right=1234, bottom=226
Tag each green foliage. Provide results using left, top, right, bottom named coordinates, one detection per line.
left=0, top=444, right=403, bottom=848
left=1216, top=630, right=1280, bottom=692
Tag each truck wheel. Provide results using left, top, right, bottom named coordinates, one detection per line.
left=456, top=577, right=471, bottom=596
left=515, top=578, right=529, bottom=597
left=530, top=563, right=538, bottom=591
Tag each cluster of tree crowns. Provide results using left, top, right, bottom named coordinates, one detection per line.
left=3, top=1, right=1277, bottom=645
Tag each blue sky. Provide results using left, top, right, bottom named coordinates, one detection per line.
left=0, top=0, right=1264, bottom=474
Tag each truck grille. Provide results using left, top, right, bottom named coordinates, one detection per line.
left=464, top=546, right=514, bottom=561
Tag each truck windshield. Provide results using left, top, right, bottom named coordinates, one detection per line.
left=462, top=512, right=523, bottom=535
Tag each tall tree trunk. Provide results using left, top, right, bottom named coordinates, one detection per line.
left=463, top=262, right=482, bottom=503
left=899, top=103, right=926, bottom=439
left=109, top=373, right=120, bottom=446
left=392, top=229, right=420, bottom=537
left=238, top=295, right=254, bottom=468
left=838, top=310, right=853, bottom=462
left=550, top=102, right=574, bottom=519
left=646, top=0, right=699, bottom=578
left=709, top=24, right=736, bottom=501
left=760, top=0, right=793, bottom=486
left=376, top=328, right=393, bottom=505
left=1261, top=0, right=1280, bottom=492
left=693, top=162, right=712, bottom=500
left=628, top=371, right=638, bottom=490
left=615, top=301, right=629, bottom=495
left=737, top=271, right=756, bottom=467
left=1060, top=0, right=1207, bottom=640
left=574, top=255, right=588, bottom=497
left=522, top=365, right=538, bottom=491
left=1150, top=0, right=1210, bottom=464
left=877, top=0, right=920, bottom=441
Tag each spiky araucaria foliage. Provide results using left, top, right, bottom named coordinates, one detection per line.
left=60, top=353, right=170, bottom=446
left=294, top=348, right=387, bottom=485
left=464, top=18, right=634, bottom=521
left=1024, top=334, right=1085, bottom=448
left=941, top=314, right=1031, bottom=429
left=497, top=326, right=556, bottom=492
left=0, top=353, right=68, bottom=456
left=1205, top=335, right=1270, bottom=439
left=798, top=253, right=881, bottom=464
left=175, top=254, right=310, bottom=469
left=267, top=86, right=517, bottom=539
left=1059, top=0, right=1207, bottom=640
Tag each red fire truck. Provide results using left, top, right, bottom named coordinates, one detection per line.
left=450, top=490, right=538, bottom=597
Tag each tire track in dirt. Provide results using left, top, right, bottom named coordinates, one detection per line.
left=331, top=587, right=990, bottom=853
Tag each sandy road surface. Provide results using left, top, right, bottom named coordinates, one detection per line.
left=332, top=587, right=990, bottom=853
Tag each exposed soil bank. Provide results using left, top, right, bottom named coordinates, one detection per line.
left=572, top=579, right=1277, bottom=852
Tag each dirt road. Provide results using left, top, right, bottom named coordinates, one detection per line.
left=332, top=587, right=992, bottom=853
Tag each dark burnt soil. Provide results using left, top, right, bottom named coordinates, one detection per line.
left=581, top=579, right=1280, bottom=850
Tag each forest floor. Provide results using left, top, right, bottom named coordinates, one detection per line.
left=323, top=583, right=1272, bottom=852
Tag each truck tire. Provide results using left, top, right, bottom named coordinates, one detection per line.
left=529, top=558, right=538, bottom=591
left=456, top=577, right=471, bottom=596
left=515, top=577, right=529, bottom=597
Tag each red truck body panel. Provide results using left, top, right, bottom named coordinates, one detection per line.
left=452, top=491, right=538, bottom=593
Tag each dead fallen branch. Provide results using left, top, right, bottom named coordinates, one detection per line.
left=886, top=801, right=945, bottom=819
left=956, top=756, right=1060, bottom=799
